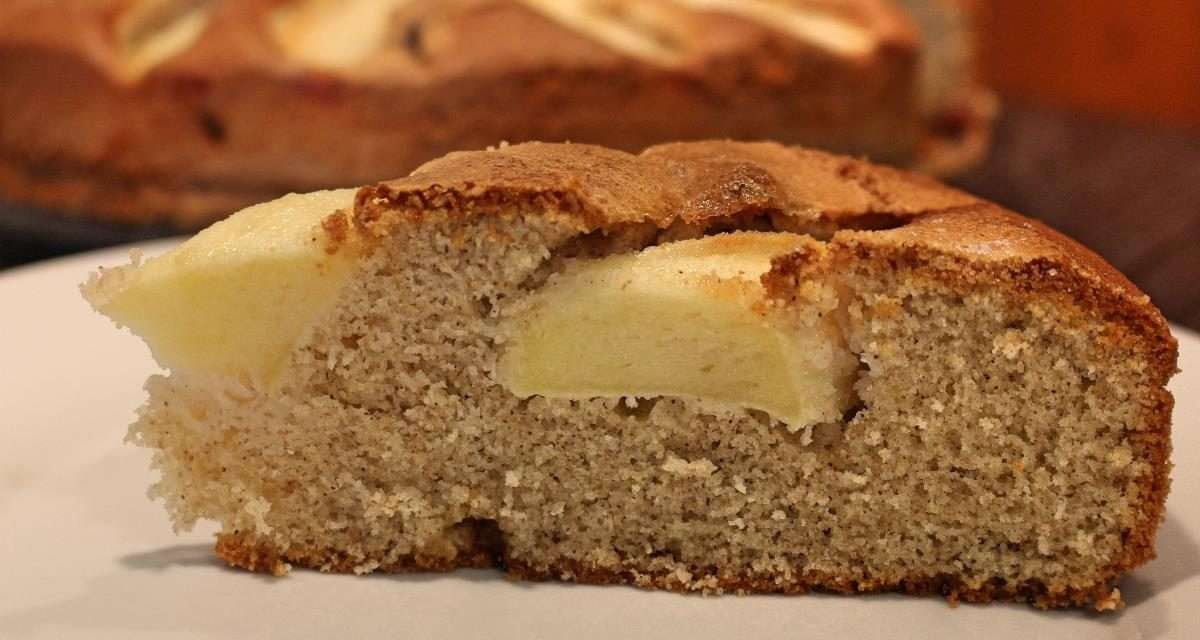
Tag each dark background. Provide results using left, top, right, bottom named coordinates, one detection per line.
left=955, top=106, right=1200, bottom=331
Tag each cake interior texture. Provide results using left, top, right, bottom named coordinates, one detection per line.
left=89, top=144, right=1174, bottom=611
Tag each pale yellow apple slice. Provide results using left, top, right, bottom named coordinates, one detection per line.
left=117, top=0, right=216, bottom=80
left=496, top=232, right=858, bottom=430
left=83, top=189, right=358, bottom=385
left=676, top=0, right=875, bottom=57
left=269, top=0, right=416, bottom=69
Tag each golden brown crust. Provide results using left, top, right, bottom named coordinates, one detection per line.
left=0, top=0, right=985, bottom=226
left=214, top=532, right=1125, bottom=610
left=357, top=140, right=979, bottom=231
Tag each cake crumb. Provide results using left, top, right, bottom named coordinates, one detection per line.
left=662, top=455, right=717, bottom=478
left=504, top=470, right=522, bottom=487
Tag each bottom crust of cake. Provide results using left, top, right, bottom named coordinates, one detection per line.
left=214, top=531, right=1125, bottom=612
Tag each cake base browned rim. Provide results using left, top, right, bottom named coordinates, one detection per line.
left=214, top=531, right=1126, bottom=611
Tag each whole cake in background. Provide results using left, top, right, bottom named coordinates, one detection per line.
left=85, top=140, right=1174, bottom=610
left=0, top=0, right=990, bottom=228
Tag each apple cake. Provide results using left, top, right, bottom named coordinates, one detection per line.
left=84, top=141, right=1175, bottom=610
left=1, top=0, right=991, bottom=227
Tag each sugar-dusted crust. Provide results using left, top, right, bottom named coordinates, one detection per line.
left=0, top=0, right=988, bottom=226
left=346, top=141, right=1174, bottom=609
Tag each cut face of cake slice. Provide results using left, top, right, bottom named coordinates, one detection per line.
left=84, top=141, right=1176, bottom=611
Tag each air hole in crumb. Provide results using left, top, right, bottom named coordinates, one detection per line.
left=557, top=224, right=659, bottom=261
left=945, top=429, right=963, bottom=453
left=196, top=109, right=225, bottom=142
left=474, top=295, right=494, bottom=318
left=745, top=408, right=773, bottom=427
left=778, top=427, right=811, bottom=449
left=614, top=397, right=658, bottom=420
left=842, top=402, right=865, bottom=424
left=648, top=539, right=684, bottom=561
left=448, top=518, right=508, bottom=569
left=686, top=212, right=776, bottom=239
left=837, top=212, right=909, bottom=232
left=516, top=254, right=567, bottom=292
left=811, top=422, right=844, bottom=448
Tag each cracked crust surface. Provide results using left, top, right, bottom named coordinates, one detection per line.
left=0, top=0, right=989, bottom=226
left=124, top=140, right=1172, bottom=611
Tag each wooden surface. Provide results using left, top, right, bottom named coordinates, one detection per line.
left=976, top=0, right=1200, bottom=129
left=3, top=106, right=1200, bottom=332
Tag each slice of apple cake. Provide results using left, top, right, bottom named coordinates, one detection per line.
left=84, top=141, right=1176, bottom=610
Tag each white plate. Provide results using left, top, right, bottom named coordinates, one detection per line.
left=2, top=243, right=1198, bottom=640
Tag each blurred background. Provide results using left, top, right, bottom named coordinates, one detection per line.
left=961, top=0, right=1200, bottom=331
left=2, top=0, right=1199, bottom=330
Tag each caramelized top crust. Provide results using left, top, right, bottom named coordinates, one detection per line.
left=357, top=140, right=1178, bottom=375
left=362, top=140, right=974, bottom=226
